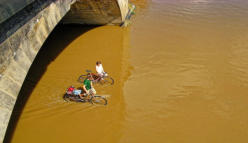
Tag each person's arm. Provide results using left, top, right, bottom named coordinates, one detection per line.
left=82, top=85, right=88, bottom=94
left=90, top=81, right=93, bottom=89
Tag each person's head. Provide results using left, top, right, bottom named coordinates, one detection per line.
left=96, top=61, right=101, bottom=66
left=87, top=73, right=94, bottom=81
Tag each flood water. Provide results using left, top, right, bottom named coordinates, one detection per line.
left=9, top=0, right=248, bottom=143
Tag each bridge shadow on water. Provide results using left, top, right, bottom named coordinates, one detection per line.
left=4, top=24, right=98, bottom=143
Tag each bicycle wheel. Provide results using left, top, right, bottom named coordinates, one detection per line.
left=90, top=96, right=108, bottom=105
left=63, top=94, right=70, bottom=102
left=74, top=97, right=86, bottom=103
left=78, top=75, right=87, bottom=83
left=100, top=76, right=114, bottom=85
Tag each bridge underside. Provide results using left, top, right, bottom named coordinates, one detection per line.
left=63, top=0, right=128, bottom=25
left=0, top=0, right=128, bottom=142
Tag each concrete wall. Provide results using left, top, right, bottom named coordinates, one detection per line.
left=117, top=0, right=129, bottom=22
left=0, top=1, right=74, bottom=141
left=0, top=0, right=35, bottom=24
left=62, top=0, right=129, bottom=25
left=0, top=0, right=128, bottom=142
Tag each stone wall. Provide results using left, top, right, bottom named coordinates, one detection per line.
left=0, top=0, right=74, bottom=141
left=62, top=0, right=129, bottom=25
left=0, top=0, right=128, bottom=142
left=117, top=0, right=129, bottom=21
left=0, top=0, right=35, bottom=24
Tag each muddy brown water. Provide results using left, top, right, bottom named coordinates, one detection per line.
left=9, top=0, right=248, bottom=143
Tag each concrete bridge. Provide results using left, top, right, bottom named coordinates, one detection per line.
left=0, top=0, right=129, bottom=141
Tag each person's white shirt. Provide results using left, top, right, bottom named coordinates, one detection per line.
left=96, top=64, right=104, bottom=75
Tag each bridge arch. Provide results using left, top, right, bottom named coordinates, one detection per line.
left=0, top=0, right=128, bottom=141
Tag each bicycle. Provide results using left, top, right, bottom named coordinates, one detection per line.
left=78, top=70, right=114, bottom=86
left=63, top=87, right=107, bottom=105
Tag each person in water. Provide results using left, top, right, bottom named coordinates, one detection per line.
left=80, top=73, right=96, bottom=99
left=95, top=61, right=107, bottom=80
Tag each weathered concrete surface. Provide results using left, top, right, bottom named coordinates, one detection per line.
left=0, top=0, right=74, bottom=142
left=0, top=0, right=128, bottom=142
left=62, top=0, right=129, bottom=25
left=0, top=0, right=35, bottom=24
